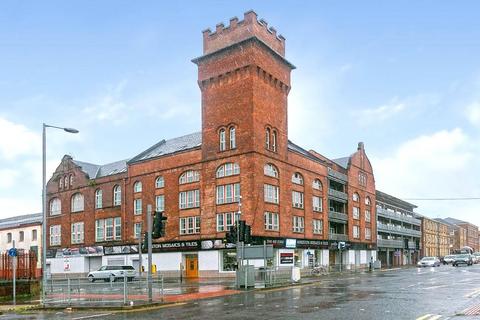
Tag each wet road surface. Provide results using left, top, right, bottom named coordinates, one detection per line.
left=6, top=264, right=480, bottom=320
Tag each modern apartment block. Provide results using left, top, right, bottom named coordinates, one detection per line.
left=45, top=11, right=377, bottom=277
left=375, top=191, right=421, bottom=267
left=443, top=217, right=479, bottom=252
left=420, top=216, right=449, bottom=258
left=0, top=213, right=42, bottom=276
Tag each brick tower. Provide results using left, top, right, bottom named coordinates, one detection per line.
left=193, top=10, right=295, bottom=161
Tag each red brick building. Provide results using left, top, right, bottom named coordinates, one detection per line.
left=46, top=11, right=377, bottom=277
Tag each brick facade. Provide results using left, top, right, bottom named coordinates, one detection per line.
left=46, top=11, right=377, bottom=261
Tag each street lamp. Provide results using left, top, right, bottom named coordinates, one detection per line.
left=42, top=123, right=78, bottom=306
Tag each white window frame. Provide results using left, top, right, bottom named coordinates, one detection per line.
left=365, top=196, right=371, bottom=206
left=272, top=130, right=277, bottom=152
left=352, top=193, right=359, bottom=202
left=216, top=163, right=240, bottom=178
left=156, top=195, right=165, bottom=212
left=264, top=184, right=279, bottom=204
left=265, top=128, right=270, bottom=149
left=353, top=225, right=360, bottom=239
left=49, top=198, right=61, bottom=216
left=292, top=191, right=304, bottom=209
left=134, top=222, right=142, bottom=239
left=180, top=216, right=201, bottom=235
left=179, top=190, right=200, bottom=209
left=264, top=163, right=278, bottom=178
left=95, top=217, right=121, bottom=242
left=113, top=185, right=121, bottom=206
left=50, top=225, right=61, bottom=246
left=71, top=222, right=84, bottom=244
left=365, top=210, right=371, bottom=222
left=312, top=179, right=322, bottom=190
left=216, top=212, right=236, bottom=232
left=95, top=189, right=103, bottom=209
left=216, top=183, right=241, bottom=205
left=292, top=172, right=304, bottom=185
left=134, top=199, right=142, bottom=215
left=353, top=206, right=360, bottom=220
left=71, top=193, right=84, bottom=212
left=155, top=176, right=164, bottom=188
left=264, top=212, right=279, bottom=231
left=313, top=196, right=322, bottom=212
left=293, top=216, right=305, bottom=233
left=179, top=170, right=200, bottom=184
left=365, top=227, right=371, bottom=240
left=133, top=181, right=142, bottom=193
left=229, top=127, right=236, bottom=149
left=219, top=129, right=226, bottom=151
left=313, top=219, right=323, bottom=234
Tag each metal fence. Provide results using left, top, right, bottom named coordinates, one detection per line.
left=253, top=267, right=294, bottom=288
left=44, top=276, right=164, bottom=307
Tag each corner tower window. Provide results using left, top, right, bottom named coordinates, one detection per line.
left=229, top=127, right=236, bottom=149
left=219, top=129, right=226, bottom=151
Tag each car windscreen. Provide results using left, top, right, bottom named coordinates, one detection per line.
left=121, top=266, right=135, bottom=270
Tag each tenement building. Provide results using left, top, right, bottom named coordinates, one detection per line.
left=420, top=216, right=449, bottom=258
left=45, top=11, right=377, bottom=277
left=443, top=217, right=479, bottom=252
left=435, top=218, right=466, bottom=254
left=375, top=191, right=421, bottom=267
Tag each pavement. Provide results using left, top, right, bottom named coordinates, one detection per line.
left=5, top=265, right=480, bottom=319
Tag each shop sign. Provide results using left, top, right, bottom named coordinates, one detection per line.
left=104, top=245, right=139, bottom=255
left=296, top=239, right=330, bottom=249
left=285, top=239, right=297, bottom=248
left=53, top=246, right=104, bottom=258
left=280, top=252, right=294, bottom=264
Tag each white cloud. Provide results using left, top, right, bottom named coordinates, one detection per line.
left=466, top=101, right=480, bottom=126
left=361, top=98, right=406, bottom=121
left=0, top=196, right=41, bottom=218
left=0, top=117, right=41, bottom=160
left=371, top=128, right=480, bottom=225
left=0, top=169, right=19, bottom=189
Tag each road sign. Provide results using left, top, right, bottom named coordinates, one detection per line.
left=8, top=248, right=17, bottom=257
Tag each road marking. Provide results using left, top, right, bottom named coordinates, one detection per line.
left=416, top=314, right=442, bottom=320
left=72, top=314, right=112, bottom=320
left=424, top=285, right=448, bottom=290
left=416, top=315, right=433, bottom=320
left=465, top=288, right=480, bottom=298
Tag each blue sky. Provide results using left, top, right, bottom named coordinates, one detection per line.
left=1, top=1, right=479, bottom=224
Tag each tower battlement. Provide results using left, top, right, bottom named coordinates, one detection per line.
left=202, top=10, right=285, bottom=57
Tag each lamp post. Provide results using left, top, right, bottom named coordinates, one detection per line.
left=42, top=123, right=78, bottom=306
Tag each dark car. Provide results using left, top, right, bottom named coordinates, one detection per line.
left=452, top=254, right=473, bottom=267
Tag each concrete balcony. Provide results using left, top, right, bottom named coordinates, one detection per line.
left=378, top=223, right=422, bottom=237
left=377, top=239, right=405, bottom=249
left=328, top=210, right=348, bottom=222
left=328, top=188, right=348, bottom=201
left=328, top=167, right=348, bottom=182
left=376, top=207, right=421, bottom=226
left=329, top=233, right=348, bottom=241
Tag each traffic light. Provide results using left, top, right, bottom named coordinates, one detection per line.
left=244, top=225, right=251, bottom=244
left=141, top=233, right=148, bottom=252
left=238, top=220, right=246, bottom=242
left=225, top=226, right=236, bottom=244
left=152, top=211, right=167, bottom=239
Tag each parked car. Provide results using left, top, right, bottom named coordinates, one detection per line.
left=443, top=255, right=456, bottom=265
left=472, top=252, right=480, bottom=264
left=417, top=257, right=441, bottom=267
left=87, top=265, right=136, bottom=282
left=452, top=254, right=473, bottom=267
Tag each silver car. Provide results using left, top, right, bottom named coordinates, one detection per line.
left=417, top=257, right=441, bottom=267
left=87, top=265, right=136, bottom=282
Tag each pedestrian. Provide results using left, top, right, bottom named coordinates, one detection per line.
left=369, top=256, right=374, bottom=271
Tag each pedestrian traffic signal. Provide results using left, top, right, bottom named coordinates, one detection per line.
left=152, top=211, right=167, bottom=239
left=142, top=233, right=148, bottom=252
left=239, top=220, right=246, bottom=241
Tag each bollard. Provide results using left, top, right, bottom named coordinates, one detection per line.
left=161, top=275, right=164, bottom=302
left=123, top=274, right=127, bottom=305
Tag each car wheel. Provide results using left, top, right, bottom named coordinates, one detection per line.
left=88, top=275, right=95, bottom=283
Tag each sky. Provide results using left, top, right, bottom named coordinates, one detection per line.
left=0, top=1, right=479, bottom=224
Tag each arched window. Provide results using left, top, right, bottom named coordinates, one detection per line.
left=265, top=128, right=270, bottom=149
left=179, top=170, right=200, bottom=184
left=59, top=178, right=63, bottom=189
left=365, top=196, right=371, bottom=206
left=64, top=176, right=69, bottom=188
left=219, top=129, right=226, bottom=151
left=292, top=172, right=304, bottom=185
left=69, top=174, right=74, bottom=187
left=272, top=130, right=277, bottom=152
left=133, top=181, right=142, bottom=193
left=264, top=163, right=279, bottom=178
left=71, top=193, right=84, bottom=212
left=49, top=198, right=61, bottom=216
left=95, top=189, right=103, bottom=209
left=155, top=176, right=164, bottom=189
left=113, top=185, right=121, bottom=206
left=313, top=179, right=323, bottom=190
left=229, top=127, right=236, bottom=149
left=352, top=193, right=360, bottom=202
left=216, top=163, right=240, bottom=178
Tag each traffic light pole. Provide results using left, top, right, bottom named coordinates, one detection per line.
left=138, top=235, right=142, bottom=278
left=147, top=204, right=153, bottom=303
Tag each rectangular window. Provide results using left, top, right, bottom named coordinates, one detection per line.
left=19, top=231, right=24, bottom=242
left=71, top=222, right=84, bottom=244
left=292, top=191, right=304, bottom=209
left=264, top=184, right=279, bottom=204
left=106, top=218, right=114, bottom=240
left=353, top=207, right=360, bottom=220
left=313, top=196, right=322, bottom=212
left=264, top=212, right=279, bottom=231
left=50, top=225, right=61, bottom=246
left=134, top=223, right=142, bottom=239
left=293, top=216, right=305, bottom=233
left=32, top=229, right=37, bottom=241
left=216, top=212, right=237, bottom=232
left=114, top=217, right=121, bottom=240
left=365, top=210, right=371, bottom=222
left=156, top=195, right=165, bottom=212
left=365, top=227, right=371, bottom=240
left=216, top=183, right=241, bottom=205
left=179, top=190, right=200, bottom=209
left=353, top=225, right=360, bottom=239
left=313, top=219, right=323, bottom=234
left=95, top=218, right=121, bottom=242
left=95, top=220, right=104, bottom=242
left=180, top=216, right=201, bottom=235
left=134, top=199, right=142, bottom=215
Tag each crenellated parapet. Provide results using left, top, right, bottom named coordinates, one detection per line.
left=202, top=10, right=286, bottom=57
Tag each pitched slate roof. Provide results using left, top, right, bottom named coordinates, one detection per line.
left=0, top=213, right=42, bottom=230
left=73, top=159, right=128, bottom=179
left=332, top=157, right=350, bottom=169
left=444, top=217, right=469, bottom=226
left=287, top=141, right=327, bottom=164
left=128, top=132, right=202, bottom=164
